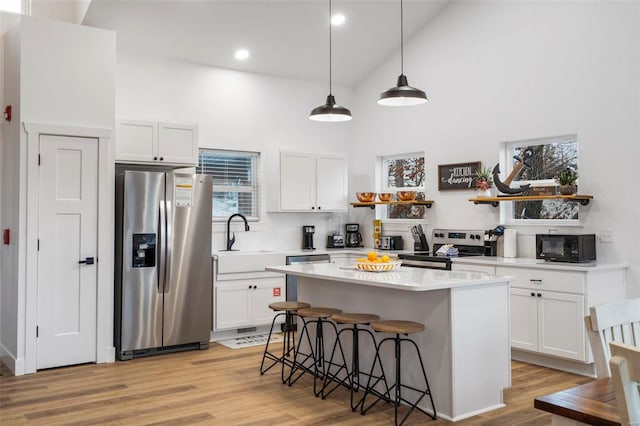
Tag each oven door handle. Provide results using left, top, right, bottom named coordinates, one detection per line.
left=401, top=258, right=452, bottom=270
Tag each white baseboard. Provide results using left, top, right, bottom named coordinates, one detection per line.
left=511, top=349, right=596, bottom=377
left=211, top=325, right=273, bottom=342
left=0, top=342, right=25, bottom=376
left=97, top=345, right=116, bottom=363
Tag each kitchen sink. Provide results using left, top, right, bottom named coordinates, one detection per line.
left=215, top=251, right=286, bottom=275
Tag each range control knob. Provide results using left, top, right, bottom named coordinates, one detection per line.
left=475, top=234, right=482, bottom=240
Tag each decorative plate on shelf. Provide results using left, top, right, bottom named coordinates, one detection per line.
left=355, top=260, right=402, bottom=272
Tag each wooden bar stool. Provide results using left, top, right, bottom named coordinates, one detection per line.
left=361, top=320, right=437, bottom=425
left=259, top=301, right=311, bottom=383
left=322, top=312, right=390, bottom=412
left=288, top=307, right=344, bottom=397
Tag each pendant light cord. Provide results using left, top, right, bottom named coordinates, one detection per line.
left=329, top=0, right=333, bottom=95
left=400, top=0, right=404, bottom=75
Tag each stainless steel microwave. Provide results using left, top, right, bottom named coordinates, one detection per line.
left=535, top=234, right=596, bottom=263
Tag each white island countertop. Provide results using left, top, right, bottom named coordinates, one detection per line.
left=266, top=262, right=508, bottom=292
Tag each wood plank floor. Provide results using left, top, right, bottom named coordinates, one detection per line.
left=0, top=342, right=592, bottom=425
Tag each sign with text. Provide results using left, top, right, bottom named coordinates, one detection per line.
left=273, top=287, right=281, bottom=297
left=438, top=161, right=481, bottom=191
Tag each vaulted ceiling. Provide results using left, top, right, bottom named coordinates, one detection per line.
left=83, top=0, right=450, bottom=87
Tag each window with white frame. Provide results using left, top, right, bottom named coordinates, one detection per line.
left=502, top=134, right=579, bottom=223
left=380, top=152, right=426, bottom=220
left=196, top=149, right=260, bottom=221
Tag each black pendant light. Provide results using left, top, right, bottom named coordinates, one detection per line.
left=309, top=0, right=352, bottom=122
left=378, top=0, right=428, bottom=106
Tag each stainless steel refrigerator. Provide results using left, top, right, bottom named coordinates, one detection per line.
left=115, top=168, right=212, bottom=360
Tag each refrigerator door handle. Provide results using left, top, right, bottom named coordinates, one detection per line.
left=158, top=200, right=166, bottom=293
left=164, top=198, right=172, bottom=294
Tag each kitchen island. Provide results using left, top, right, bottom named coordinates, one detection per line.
left=265, top=263, right=511, bottom=422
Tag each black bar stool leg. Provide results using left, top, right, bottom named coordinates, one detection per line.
left=361, top=334, right=436, bottom=425
left=259, top=311, right=285, bottom=376
left=321, top=326, right=352, bottom=401
left=287, top=317, right=316, bottom=387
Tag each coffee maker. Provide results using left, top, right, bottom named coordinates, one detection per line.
left=345, top=223, right=363, bottom=248
left=302, top=225, right=316, bottom=250
left=484, top=225, right=504, bottom=256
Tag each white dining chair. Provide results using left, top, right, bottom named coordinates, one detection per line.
left=609, top=341, right=640, bottom=425
left=584, top=298, right=640, bottom=378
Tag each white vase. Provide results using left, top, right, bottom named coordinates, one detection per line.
left=477, top=189, right=492, bottom=198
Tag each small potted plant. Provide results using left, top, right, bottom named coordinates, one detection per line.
left=475, top=167, right=493, bottom=197
left=555, top=168, right=578, bottom=195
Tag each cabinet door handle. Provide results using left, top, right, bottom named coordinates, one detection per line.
left=530, top=292, right=535, bottom=297
left=153, top=156, right=158, bottom=160
left=311, top=206, right=315, bottom=210
left=318, top=206, right=321, bottom=210
left=530, top=279, right=543, bottom=284
left=537, top=293, right=542, bottom=297
left=160, top=157, right=164, bottom=161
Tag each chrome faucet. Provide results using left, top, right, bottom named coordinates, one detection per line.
left=226, top=213, right=250, bottom=251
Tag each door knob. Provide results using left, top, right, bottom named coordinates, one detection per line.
left=78, top=257, right=95, bottom=265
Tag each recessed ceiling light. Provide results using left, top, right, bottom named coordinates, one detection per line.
left=234, top=49, right=250, bottom=60
left=331, top=13, right=345, bottom=26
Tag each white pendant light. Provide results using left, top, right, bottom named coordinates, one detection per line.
left=378, top=0, right=428, bottom=106
left=310, top=0, right=352, bottom=122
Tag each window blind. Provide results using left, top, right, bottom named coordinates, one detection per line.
left=197, top=149, right=259, bottom=220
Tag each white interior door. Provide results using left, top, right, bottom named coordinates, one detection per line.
left=37, top=135, right=98, bottom=369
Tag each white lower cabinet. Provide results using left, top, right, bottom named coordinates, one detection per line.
left=215, top=277, right=285, bottom=331
left=509, top=287, right=585, bottom=360
left=498, top=265, right=625, bottom=363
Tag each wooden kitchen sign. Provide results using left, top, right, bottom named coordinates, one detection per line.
left=438, top=161, right=481, bottom=191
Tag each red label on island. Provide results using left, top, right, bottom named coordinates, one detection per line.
left=273, top=288, right=281, bottom=297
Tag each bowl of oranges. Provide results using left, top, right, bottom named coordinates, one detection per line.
left=356, top=251, right=402, bottom=272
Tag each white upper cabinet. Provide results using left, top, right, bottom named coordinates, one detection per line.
left=116, top=119, right=198, bottom=166
left=316, top=154, right=348, bottom=211
left=280, top=152, right=316, bottom=211
left=278, top=151, right=348, bottom=212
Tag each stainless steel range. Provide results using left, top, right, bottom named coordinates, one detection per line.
left=398, top=228, right=487, bottom=270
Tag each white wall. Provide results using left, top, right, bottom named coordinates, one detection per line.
left=116, top=53, right=355, bottom=252
left=30, top=0, right=92, bottom=25
left=0, top=15, right=115, bottom=374
left=0, top=15, right=3, bottom=367
left=352, top=1, right=640, bottom=296
left=0, top=14, right=22, bottom=371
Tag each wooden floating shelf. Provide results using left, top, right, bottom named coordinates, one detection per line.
left=469, top=194, right=594, bottom=207
left=351, top=200, right=434, bottom=209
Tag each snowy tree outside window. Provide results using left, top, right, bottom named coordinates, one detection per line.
left=503, top=135, right=579, bottom=223
left=381, top=153, right=426, bottom=220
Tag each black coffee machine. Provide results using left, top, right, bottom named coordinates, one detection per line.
left=302, top=225, right=316, bottom=250
left=345, top=223, right=363, bottom=248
